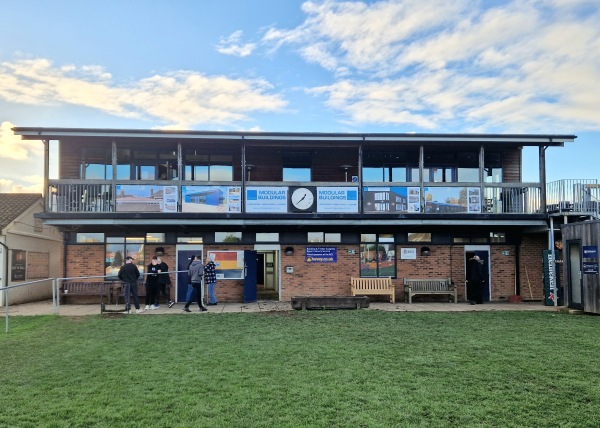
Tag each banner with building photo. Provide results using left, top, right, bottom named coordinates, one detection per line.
left=115, top=185, right=178, bottom=212
left=363, top=187, right=421, bottom=213
left=424, top=187, right=482, bottom=214
left=245, top=187, right=288, bottom=213
left=182, top=186, right=241, bottom=213
left=316, top=187, right=359, bottom=213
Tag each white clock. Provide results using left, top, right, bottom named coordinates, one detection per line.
left=291, top=187, right=315, bottom=211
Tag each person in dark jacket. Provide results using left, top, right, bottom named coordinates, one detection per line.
left=118, top=256, right=142, bottom=313
left=184, top=255, right=207, bottom=312
left=205, top=255, right=218, bottom=305
left=466, top=255, right=485, bottom=305
left=145, top=256, right=160, bottom=310
left=155, top=257, right=174, bottom=308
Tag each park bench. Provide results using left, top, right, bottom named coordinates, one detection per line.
left=403, top=278, right=456, bottom=303
left=60, top=281, right=116, bottom=304
left=350, top=277, right=395, bottom=303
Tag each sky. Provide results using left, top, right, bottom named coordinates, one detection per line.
left=1, top=0, right=599, bottom=193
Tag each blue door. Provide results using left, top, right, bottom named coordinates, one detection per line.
left=244, top=250, right=258, bottom=303
left=176, top=249, right=202, bottom=302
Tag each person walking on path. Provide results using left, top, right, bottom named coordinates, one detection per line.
left=118, top=256, right=143, bottom=314
left=184, top=254, right=207, bottom=312
left=205, top=255, right=218, bottom=305
left=145, top=256, right=160, bottom=310
left=155, top=257, right=174, bottom=308
left=466, top=254, right=485, bottom=305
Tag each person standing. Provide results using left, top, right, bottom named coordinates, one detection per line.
left=184, top=254, right=207, bottom=312
left=205, top=255, right=217, bottom=305
left=155, top=257, right=174, bottom=308
left=145, top=256, right=160, bottom=310
left=466, top=255, right=485, bottom=305
left=118, top=256, right=142, bottom=314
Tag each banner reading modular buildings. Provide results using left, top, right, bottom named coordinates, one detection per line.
left=317, top=187, right=359, bottom=213
left=245, top=187, right=289, bottom=213
left=115, top=185, right=178, bottom=212
left=182, top=186, right=241, bottom=213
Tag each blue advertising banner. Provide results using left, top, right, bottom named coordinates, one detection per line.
left=305, top=247, right=337, bottom=263
left=316, top=187, right=359, bottom=213
left=245, top=187, right=288, bottom=213
left=583, top=246, right=598, bottom=258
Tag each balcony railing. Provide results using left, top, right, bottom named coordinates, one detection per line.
left=546, top=179, right=600, bottom=216
left=46, top=180, right=552, bottom=215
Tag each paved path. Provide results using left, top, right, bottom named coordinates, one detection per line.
left=5, top=300, right=563, bottom=316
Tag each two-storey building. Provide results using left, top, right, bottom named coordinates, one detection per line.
left=13, top=127, right=580, bottom=304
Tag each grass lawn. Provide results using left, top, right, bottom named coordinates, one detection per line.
left=1, top=310, right=600, bottom=427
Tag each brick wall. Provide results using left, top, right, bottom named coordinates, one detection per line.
left=519, top=235, right=546, bottom=300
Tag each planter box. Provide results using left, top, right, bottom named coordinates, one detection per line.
left=291, top=296, right=369, bottom=310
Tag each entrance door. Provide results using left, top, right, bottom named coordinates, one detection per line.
left=465, top=246, right=491, bottom=302
left=567, top=241, right=583, bottom=309
left=176, top=245, right=202, bottom=302
left=244, top=250, right=257, bottom=303
left=257, top=250, right=279, bottom=300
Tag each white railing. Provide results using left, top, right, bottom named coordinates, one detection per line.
left=546, top=179, right=600, bottom=216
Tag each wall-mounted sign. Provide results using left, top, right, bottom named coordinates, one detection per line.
left=583, top=262, right=599, bottom=275
left=115, top=185, right=178, bottom=212
left=305, top=247, right=337, bottom=263
left=316, top=187, right=359, bottom=213
left=400, top=248, right=417, bottom=260
left=182, top=186, right=241, bottom=213
left=11, top=250, right=26, bottom=281
left=363, top=186, right=421, bottom=213
left=583, top=246, right=598, bottom=258
left=245, top=187, right=288, bottom=213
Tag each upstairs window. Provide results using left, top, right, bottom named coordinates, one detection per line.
left=184, top=150, right=233, bottom=181
left=283, top=151, right=311, bottom=182
left=363, top=150, right=418, bottom=183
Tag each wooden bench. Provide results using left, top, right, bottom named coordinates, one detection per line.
left=403, top=278, right=456, bottom=303
left=60, top=281, right=115, bottom=304
left=351, top=277, right=395, bottom=303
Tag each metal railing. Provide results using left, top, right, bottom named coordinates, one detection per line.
left=1, top=278, right=53, bottom=333
left=546, top=179, right=600, bottom=217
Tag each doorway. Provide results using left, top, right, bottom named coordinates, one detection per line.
left=255, top=245, right=280, bottom=300
left=464, top=245, right=491, bottom=302
left=566, top=240, right=583, bottom=309
left=175, top=244, right=202, bottom=302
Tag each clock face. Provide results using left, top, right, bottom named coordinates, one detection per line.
left=291, top=187, right=315, bottom=211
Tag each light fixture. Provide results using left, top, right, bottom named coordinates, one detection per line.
left=246, top=164, right=255, bottom=181
left=420, top=247, right=431, bottom=256
left=155, top=247, right=165, bottom=256
left=339, top=165, right=353, bottom=182
left=285, top=247, right=294, bottom=256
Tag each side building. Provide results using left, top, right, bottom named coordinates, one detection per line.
left=13, top=127, right=581, bottom=304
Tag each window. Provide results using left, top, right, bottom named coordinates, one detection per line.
left=146, top=233, right=165, bottom=243
left=283, top=151, right=311, bottom=182
left=422, top=150, right=480, bottom=183
left=82, top=147, right=112, bottom=179
left=184, top=150, right=233, bottom=181
left=408, top=233, right=431, bottom=242
left=363, top=150, right=417, bottom=183
left=177, top=237, right=204, bottom=243
left=215, top=232, right=242, bottom=243
left=490, top=232, right=506, bottom=243
left=308, top=232, right=341, bottom=243
left=76, top=233, right=104, bottom=243
left=105, top=236, right=145, bottom=276
left=256, top=233, right=279, bottom=242
left=360, top=234, right=395, bottom=277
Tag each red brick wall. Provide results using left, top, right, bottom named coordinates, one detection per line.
left=519, top=235, right=546, bottom=300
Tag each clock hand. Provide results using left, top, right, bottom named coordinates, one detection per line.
left=297, top=194, right=306, bottom=203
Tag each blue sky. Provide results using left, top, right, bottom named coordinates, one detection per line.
left=1, top=0, right=599, bottom=192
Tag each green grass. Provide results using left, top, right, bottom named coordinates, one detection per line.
left=1, top=311, right=600, bottom=427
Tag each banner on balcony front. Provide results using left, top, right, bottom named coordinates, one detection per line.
left=182, top=186, right=241, bottom=213
left=423, top=187, right=481, bottom=214
left=316, top=187, right=359, bottom=213
left=245, top=187, right=289, bottom=213
left=363, top=187, right=421, bottom=213
left=115, top=185, right=178, bottom=212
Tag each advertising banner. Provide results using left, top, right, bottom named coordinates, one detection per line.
left=316, top=187, right=359, bottom=213
left=182, top=186, right=241, bottom=213
left=424, top=186, right=481, bottom=214
left=245, top=187, right=288, bottom=213
left=363, top=186, right=421, bottom=213
left=305, top=247, right=337, bottom=263
left=115, top=185, right=178, bottom=212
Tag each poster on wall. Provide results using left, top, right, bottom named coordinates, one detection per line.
left=305, top=247, right=337, bottom=263
left=245, top=187, right=288, bottom=213
left=11, top=250, right=26, bottom=281
left=424, top=187, right=475, bottom=214
left=182, top=186, right=241, bottom=213
left=363, top=187, right=421, bottom=213
left=467, top=187, right=482, bottom=213
left=115, top=185, right=178, bottom=212
left=207, top=250, right=245, bottom=279
left=316, top=187, right=359, bottom=213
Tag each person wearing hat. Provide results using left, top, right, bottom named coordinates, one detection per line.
left=466, top=254, right=484, bottom=305
left=118, top=256, right=143, bottom=313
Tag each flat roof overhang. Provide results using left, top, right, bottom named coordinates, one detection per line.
left=13, top=127, right=576, bottom=147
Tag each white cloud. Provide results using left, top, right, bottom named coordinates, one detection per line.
left=262, top=0, right=600, bottom=132
left=216, top=30, right=257, bottom=57
left=0, top=58, right=287, bottom=129
left=0, top=121, right=42, bottom=160
left=0, top=121, right=44, bottom=193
